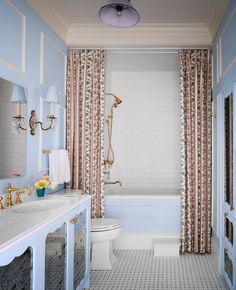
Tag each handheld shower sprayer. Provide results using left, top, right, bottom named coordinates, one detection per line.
left=106, top=92, right=122, bottom=107
left=104, top=92, right=123, bottom=170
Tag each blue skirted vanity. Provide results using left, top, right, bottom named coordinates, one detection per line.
left=0, top=190, right=91, bottom=290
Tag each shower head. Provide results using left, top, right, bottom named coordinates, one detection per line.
left=106, top=92, right=122, bottom=107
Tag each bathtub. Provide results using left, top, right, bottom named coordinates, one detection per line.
left=104, top=188, right=181, bottom=249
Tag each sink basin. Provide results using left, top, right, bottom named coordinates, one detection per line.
left=11, top=199, right=65, bottom=214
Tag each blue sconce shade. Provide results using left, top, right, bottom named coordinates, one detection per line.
left=46, top=85, right=59, bottom=104
left=99, top=0, right=140, bottom=28
left=11, top=85, right=27, bottom=104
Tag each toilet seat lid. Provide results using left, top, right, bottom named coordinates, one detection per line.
left=91, top=218, right=121, bottom=231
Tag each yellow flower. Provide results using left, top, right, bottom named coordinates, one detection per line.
left=34, top=178, right=49, bottom=190
left=48, top=181, right=58, bottom=190
left=33, top=176, right=58, bottom=190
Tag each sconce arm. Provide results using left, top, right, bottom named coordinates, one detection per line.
left=35, top=116, right=56, bottom=131
left=18, top=124, right=27, bottom=131
left=29, top=110, right=57, bottom=135
left=13, top=116, right=27, bottom=131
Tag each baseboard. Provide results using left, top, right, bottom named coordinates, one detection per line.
left=113, top=232, right=180, bottom=250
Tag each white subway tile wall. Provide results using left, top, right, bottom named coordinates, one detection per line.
left=106, top=53, right=180, bottom=189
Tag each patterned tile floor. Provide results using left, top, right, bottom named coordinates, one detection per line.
left=90, top=250, right=228, bottom=290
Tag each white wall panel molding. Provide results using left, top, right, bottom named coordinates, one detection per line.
left=220, top=5, right=236, bottom=80
left=0, top=0, right=26, bottom=73
left=222, top=55, right=236, bottom=79
left=38, top=97, right=46, bottom=173
left=221, top=4, right=236, bottom=39
left=66, top=23, right=211, bottom=47
left=216, top=38, right=222, bottom=83
left=208, top=0, right=228, bottom=39
left=40, top=32, right=66, bottom=94
left=40, top=33, right=44, bottom=85
left=38, top=98, right=66, bottom=172
left=216, top=94, right=222, bottom=237
left=26, top=0, right=68, bottom=41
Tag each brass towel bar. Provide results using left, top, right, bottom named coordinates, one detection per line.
left=42, top=149, right=52, bottom=154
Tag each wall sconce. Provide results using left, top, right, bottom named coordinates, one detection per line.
left=11, top=85, right=27, bottom=135
left=29, top=85, right=59, bottom=135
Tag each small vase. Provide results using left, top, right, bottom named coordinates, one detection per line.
left=36, top=188, right=45, bottom=197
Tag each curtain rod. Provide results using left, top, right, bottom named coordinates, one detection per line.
left=67, top=47, right=211, bottom=54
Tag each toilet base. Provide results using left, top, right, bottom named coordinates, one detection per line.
left=91, top=240, right=117, bottom=270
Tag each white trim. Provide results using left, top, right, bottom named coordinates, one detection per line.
left=113, top=232, right=179, bottom=250
left=218, top=92, right=224, bottom=275
left=0, top=1, right=26, bottom=73
left=38, top=97, right=46, bottom=172
left=216, top=38, right=222, bottom=84
left=216, top=93, right=222, bottom=237
left=26, top=0, right=68, bottom=41
left=66, top=23, right=211, bottom=47
left=216, top=41, right=219, bottom=83
left=219, top=38, right=222, bottom=79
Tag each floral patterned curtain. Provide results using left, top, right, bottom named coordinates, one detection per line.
left=179, top=49, right=212, bottom=253
left=66, top=49, right=105, bottom=218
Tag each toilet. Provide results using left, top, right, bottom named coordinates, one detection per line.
left=91, top=218, right=122, bottom=270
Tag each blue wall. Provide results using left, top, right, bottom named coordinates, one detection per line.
left=212, top=0, right=236, bottom=98
left=212, top=0, right=236, bottom=263
left=0, top=0, right=66, bottom=194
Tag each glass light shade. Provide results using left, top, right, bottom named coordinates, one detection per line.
left=11, top=85, right=27, bottom=104
left=46, top=85, right=59, bottom=104
left=99, top=0, right=140, bottom=28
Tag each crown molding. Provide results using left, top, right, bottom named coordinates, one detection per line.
left=26, top=0, right=68, bottom=41
left=208, top=0, right=228, bottom=39
left=25, top=1, right=215, bottom=47
left=66, top=23, right=211, bottom=47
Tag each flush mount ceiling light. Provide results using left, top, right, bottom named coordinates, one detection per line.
left=99, top=0, right=140, bottom=28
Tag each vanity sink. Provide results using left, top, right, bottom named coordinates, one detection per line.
left=11, top=199, right=65, bottom=214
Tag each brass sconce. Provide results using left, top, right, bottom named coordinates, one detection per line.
left=29, top=85, right=59, bottom=135
left=11, top=85, right=27, bottom=135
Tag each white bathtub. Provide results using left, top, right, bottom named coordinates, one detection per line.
left=104, top=187, right=181, bottom=249
left=105, top=187, right=180, bottom=198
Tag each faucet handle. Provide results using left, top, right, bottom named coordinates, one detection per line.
left=15, top=191, right=23, bottom=204
left=7, top=183, right=13, bottom=190
left=0, top=196, right=5, bottom=209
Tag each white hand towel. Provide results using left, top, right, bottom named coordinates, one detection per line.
left=49, top=149, right=71, bottom=184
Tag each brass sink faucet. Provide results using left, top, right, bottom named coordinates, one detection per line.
left=6, top=183, right=32, bottom=207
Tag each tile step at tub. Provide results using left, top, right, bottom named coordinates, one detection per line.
left=153, top=237, right=180, bottom=257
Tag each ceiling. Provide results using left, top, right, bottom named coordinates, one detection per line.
left=26, top=0, right=229, bottom=47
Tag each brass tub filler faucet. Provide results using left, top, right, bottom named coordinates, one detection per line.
left=6, top=183, right=32, bottom=207
left=105, top=181, right=122, bottom=187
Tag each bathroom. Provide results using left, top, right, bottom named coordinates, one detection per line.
left=0, top=0, right=235, bottom=289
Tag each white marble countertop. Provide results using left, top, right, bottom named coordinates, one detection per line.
left=0, top=189, right=91, bottom=252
